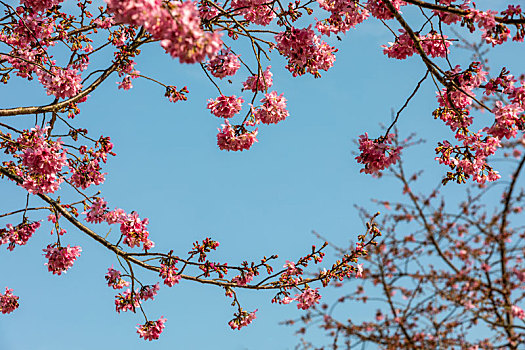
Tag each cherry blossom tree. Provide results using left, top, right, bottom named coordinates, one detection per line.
left=287, top=134, right=525, bottom=349
left=0, top=0, right=524, bottom=343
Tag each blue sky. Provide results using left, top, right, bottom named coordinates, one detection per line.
left=1, top=1, right=524, bottom=349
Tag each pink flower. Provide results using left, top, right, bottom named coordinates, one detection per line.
left=229, top=309, right=257, bottom=330
left=84, top=198, right=108, bottom=224
left=120, top=212, right=153, bottom=250
left=295, top=288, right=321, bottom=310
left=242, top=66, right=273, bottom=92
left=316, top=0, right=369, bottom=35
left=160, top=263, right=181, bottom=287
left=105, top=267, right=130, bottom=289
left=217, top=120, right=258, bottom=151
left=1, top=221, right=40, bottom=251
left=21, top=0, right=64, bottom=13
left=207, top=49, right=240, bottom=78
left=207, top=95, right=244, bottom=119
left=232, top=272, right=254, bottom=286
left=283, top=261, right=302, bottom=276
left=115, top=289, right=141, bottom=313
left=17, top=126, right=67, bottom=194
left=511, top=305, right=525, bottom=320
left=107, top=0, right=222, bottom=64
left=0, top=287, right=19, bottom=314
left=356, top=133, right=402, bottom=175
left=356, top=263, right=364, bottom=278
left=275, top=27, right=336, bottom=77
left=104, top=208, right=127, bottom=225
left=69, top=159, right=106, bottom=189
left=137, top=317, right=167, bottom=341
left=253, top=91, right=289, bottom=125
left=38, top=66, right=82, bottom=99
left=366, top=0, right=405, bottom=20
left=139, top=283, right=160, bottom=301
left=382, top=30, right=416, bottom=60
left=43, top=244, right=82, bottom=275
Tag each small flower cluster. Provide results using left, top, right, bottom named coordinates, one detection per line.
left=231, top=0, right=275, bottom=26
left=232, top=271, right=254, bottom=286
left=467, top=9, right=511, bottom=46
left=84, top=198, right=108, bottom=224
left=38, top=66, right=83, bottom=99
left=383, top=30, right=451, bottom=60
left=366, top=0, right=406, bottom=20
left=242, top=66, right=273, bottom=92
left=316, top=0, right=369, bottom=35
left=207, top=49, right=240, bottom=79
left=295, top=287, right=322, bottom=310
left=115, top=284, right=160, bottom=313
left=0, top=221, right=40, bottom=251
left=275, top=26, right=336, bottom=77
left=0, top=287, right=19, bottom=314
left=160, top=262, right=181, bottom=287
left=253, top=91, right=289, bottom=125
left=217, top=120, right=258, bottom=151
left=69, top=135, right=114, bottom=189
left=228, top=309, right=258, bottom=330
left=207, top=95, right=244, bottom=119
left=356, top=133, right=402, bottom=175
left=106, top=0, right=222, bottom=64
left=137, top=317, right=167, bottom=341
left=105, top=267, right=130, bottom=289
left=14, top=126, right=67, bottom=194
left=120, top=212, right=154, bottom=250
left=43, top=244, right=82, bottom=275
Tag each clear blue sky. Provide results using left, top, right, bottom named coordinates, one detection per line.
left=1, top=1, right=523, bottom=349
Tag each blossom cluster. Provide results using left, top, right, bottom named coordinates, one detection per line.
left=43, top=244, right=82, bottom=275
left=228, top=309, right=258, bottom=330
left=275, top=26, right=336, bottom=77
left=115, top=284, right=160, bottom=313
left=0, top=287, right=19, bottom=315
left=12, top=126, right=67, bottom=194
left=0, top=221, right=41, bottom=251
left=217, top=120, right=258, bottom=151
left=137, top=317, right=167, bottom=341
left=356, top=133, right=402, bottom=175
left=106, top=0, right=222, bottom=64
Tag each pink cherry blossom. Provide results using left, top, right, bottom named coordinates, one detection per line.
left=232, top=272, right=254, bottom=286
left=139, top=284, right=160, bottom=301
left=295, top=288, right=321, bottom=310
left=229, top=309, right=257, bottom=330
left=137, top=317, right=167, bottom=341
left=356, top=133, right=402, bottom=175
left=242, top=66, right=273, bottom=92
left=1, top=221, right=40, bottom=251
left=0, top=287, right=19, bottom=314
left=120, top=212, right=154, bottom=250
left=160, top=263, right=181, bottom=287
left=84, top=198, right=108, bottom=224
left=207, top=49, right=241, bottom=78
left=316, top=0, right=369, bottom=35
left=21, top=0, right=64, bottom=13
left=217, top=120, right=258, bottom=151
left=253, top=91, right=289, bottom=125
left=105, top=208, right=127, bottom=225
left=38, top=67, right=82, bottom=99
left=367, top=0, right=406, bottom=20
left=207, top=95, right=244, bottom=119
left=275, top=27, right=336, bottom=77
left=43, top=244, right=82, bottom=275
left=511, top=305, right=525, bottom=320
left=105, top=267, right=130, bottom=289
